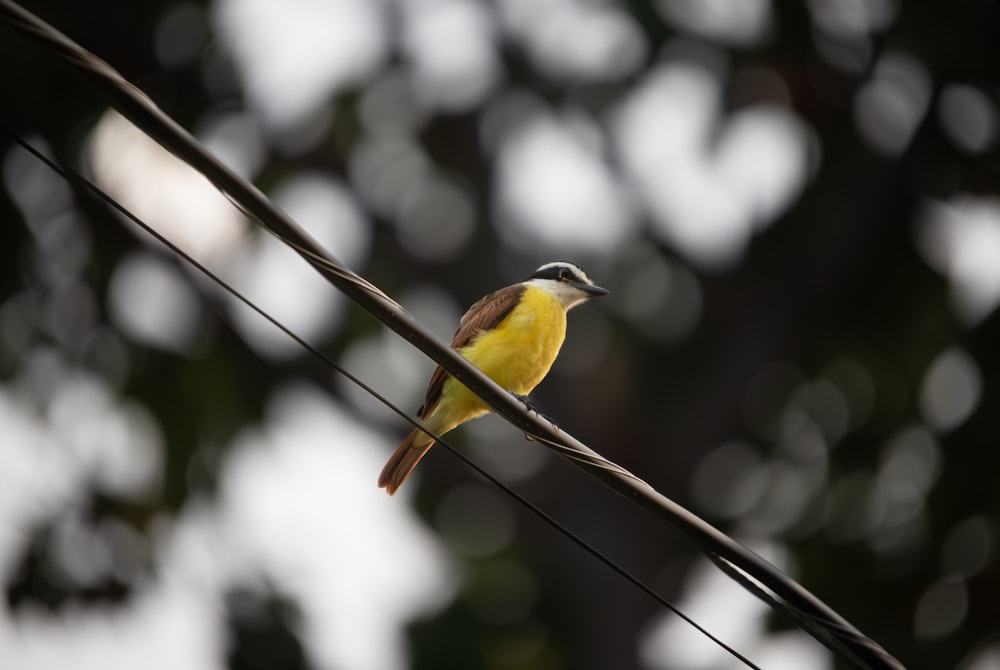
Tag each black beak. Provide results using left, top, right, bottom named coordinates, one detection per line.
left=574, top=282, right=609, bottom=297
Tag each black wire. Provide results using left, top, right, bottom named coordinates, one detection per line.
left=1, top=127, right=763, bottom=670
left=707, top=554, right=889, bottom=665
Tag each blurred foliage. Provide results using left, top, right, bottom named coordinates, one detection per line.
left=3, top=1, right=1000, bottom=669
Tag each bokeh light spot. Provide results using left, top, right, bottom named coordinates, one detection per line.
left=495, top=112, right=634, bottom=255
left=615, top=61, right=812, bottom=270
left=914, top=577, right=968, bottom=640
left=337, top=331, right=430, bottom=423
left=692, top=441, right=769, bottom=519
left=854, top=51, right=930, bottom=156
left=213, top=0, right=387, bottom=131
left=938, top=84, right=998, bottom=155
left=616, top=250, right=703, bottom=343
left=225, top=173, right=369, bottom=358
left=744, top=460, right=825, bottom=535
left=198, top=110, right=267, bottom=180
left=941, top=516, right=995, bottom=579
left=359, top=71, right=424, bottom=133
left=89, top=110, right=248, bottom=263
left=349, top=134, right=431, bottom=218
left=395, top=175, right=476, bottom=263
left=657, top=0, right=773, bottom=47
left=154, top=2, right=208, bottom=68
left=878, top=424, right=940, bottom=503
left=959, top=644, right=1000, bottom=670
left=401, top=0, right=499, bottom=112
left=919, top=347, right=982, bottom=433
left=807, top=0, right=897, bottom=38
left=108, top=252, right=205, bottom=354
left=496, top=0, right=647, bottom=82
left=917, top=196, right=1000, bottom=324
left=799, top=379, right=851, bottom=445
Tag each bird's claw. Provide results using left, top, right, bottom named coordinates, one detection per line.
left=510, top=392, right=559, bottom=440
left=510, top=391, right=536, bottom=413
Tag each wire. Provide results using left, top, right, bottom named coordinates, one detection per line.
left=2, top=128, right=763, bottom=670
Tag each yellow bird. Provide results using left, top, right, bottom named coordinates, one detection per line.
left=378, top=261, right=608, bottom=494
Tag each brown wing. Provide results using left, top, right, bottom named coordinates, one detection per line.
left=417, top=284, right=525, bottom=418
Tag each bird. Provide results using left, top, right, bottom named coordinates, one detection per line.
left=378, top=261, right=609, bottom=495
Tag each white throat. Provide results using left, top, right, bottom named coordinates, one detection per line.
left=524, top=278, right=593, bottom=311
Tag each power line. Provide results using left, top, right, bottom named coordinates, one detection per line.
left=2, top=128, right=762, bottom=670
left=0, top=3, right=905, bottom=667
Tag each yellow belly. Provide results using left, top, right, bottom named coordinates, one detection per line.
left=430, top=286, right=567, bottom=432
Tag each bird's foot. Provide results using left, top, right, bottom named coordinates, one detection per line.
left=510, top=392, right=560, bottom=439
left=510, top=391, right=537, bottom=413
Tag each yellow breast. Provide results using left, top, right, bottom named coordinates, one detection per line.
left=438, top=285, right=567, bottom=422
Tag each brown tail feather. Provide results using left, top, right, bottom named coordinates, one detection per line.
left=378, top=427, right=436, bottom=495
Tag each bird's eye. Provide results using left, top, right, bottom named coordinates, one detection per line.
left=559, top=268, right=571, bottom=280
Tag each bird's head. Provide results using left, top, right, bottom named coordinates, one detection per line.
left=525, top=261, right=609, bottom=310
